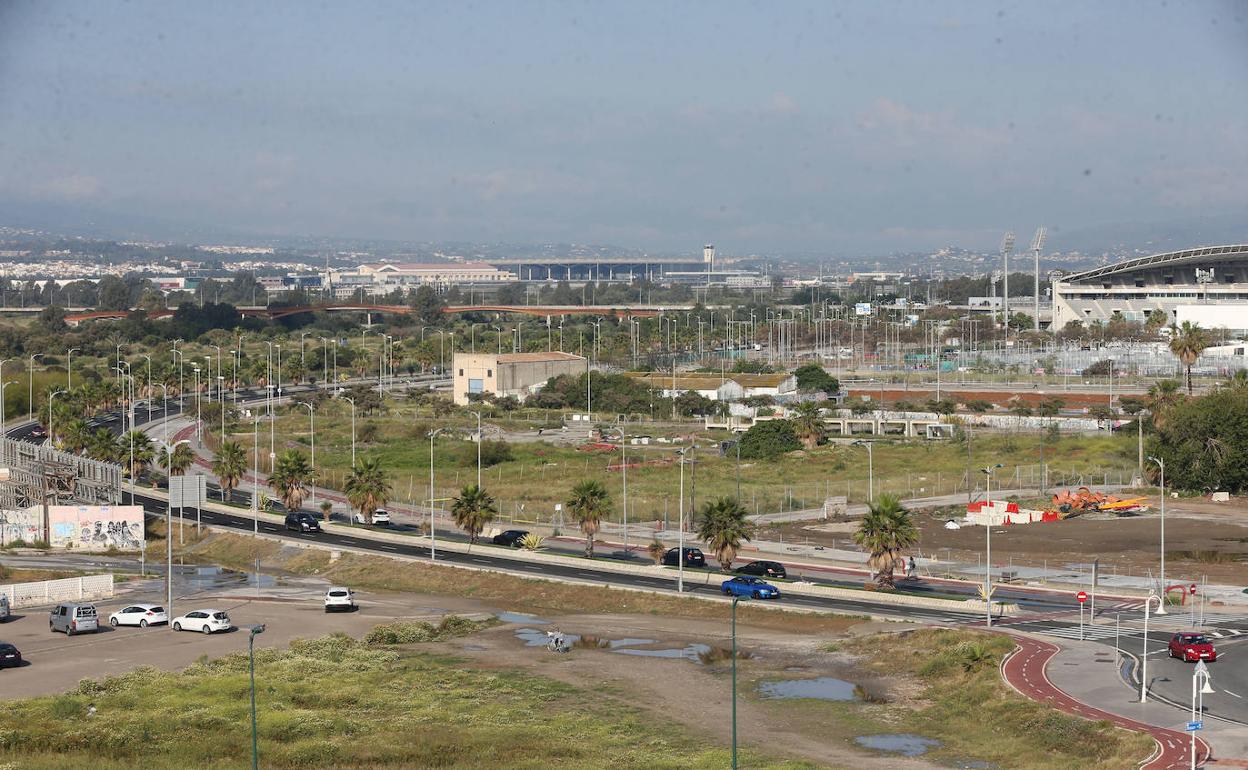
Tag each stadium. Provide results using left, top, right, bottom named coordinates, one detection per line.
left=1052, top=243, right=1248, bottom=329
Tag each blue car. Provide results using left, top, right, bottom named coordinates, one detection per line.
left=721, top=576, right=780, bottom=599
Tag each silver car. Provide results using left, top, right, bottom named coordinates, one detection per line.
left=0, top=594, right=10, bottom=622
left=49, top=603, right=99, bottom=635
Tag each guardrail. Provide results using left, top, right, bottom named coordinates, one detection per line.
left=1, top=573, right=114, bottom=609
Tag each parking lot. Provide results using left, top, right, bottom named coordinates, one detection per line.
left=0, top=576, right=493, bottom=699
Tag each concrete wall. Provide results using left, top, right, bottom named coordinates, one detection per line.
left=0, top=574, right=115, bottom=609
left=0, top=505, right=144, bottom=549
left=498, top=358, right=585, bottom=400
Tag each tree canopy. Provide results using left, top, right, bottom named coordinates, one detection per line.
left=737, top=419, right=801, bottom=459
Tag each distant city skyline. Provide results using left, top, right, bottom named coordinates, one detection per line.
left=1, top=1, right=1245, bottom=254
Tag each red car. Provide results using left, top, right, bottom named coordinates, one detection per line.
left=1168, top=632, right=1217, bottom=662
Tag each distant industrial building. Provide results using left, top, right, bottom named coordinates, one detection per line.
left=452, top=351, right=586, bottom=405
left=624, top=371, right=797, bottom=401
left=1052, top=244, right=1248, bottom=327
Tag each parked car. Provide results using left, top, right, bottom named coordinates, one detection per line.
left=0, top=594, right=9, bottom=622
left=285, top=512, right=321, bottom=533
left=0, top=642, right=21, bottom=669
left=172, top=609, right=232, bottom=634
left=492, top=529, right=530, bottom=547
left=324, top=587, right=356, bottom=612
left=1168, top=632, right=1217, bottom=662
left=735, top=560, right=787, bottom=579
left=108, top=604, right=168, bottom=627
left=49, top=603, right=99, bottom=635
left=662, top=547, right=706, bottom=568
left=29, top=427, right=46, bottom=439
left=721, top=576, right=781, bottom=599
left=354, top=509, right=390, bottom=525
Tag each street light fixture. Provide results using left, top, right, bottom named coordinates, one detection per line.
left=343, top=396, right=356, bottom=468
left=156, top=437, right=191, bottom=625
left=1147, top=455, right=1167, bottom=613
left=27, top=353, right=43, bottom=421
left=469, top=410, right=482, bottom=488
left=1190, top=661, right=1213, bottom=770
left=851, top=440, right=874, bottom=501
left=428, top=427, right=447, bottom=561
left=66, top=348, right=79, bottom=390
left=0, top=380, right=15, bottom=438
left=980, top=463, right=1003, bottom=627
left=676, top=446, right=695, bottom=592
left=299, top=401, right=315, bottom=506
left=1140, top=592, right=1164, bottom=702
left=247, top=623, right=266, bottom=770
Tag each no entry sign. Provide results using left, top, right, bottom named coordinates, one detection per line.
left=1076, top=591, right=1088, bottom=604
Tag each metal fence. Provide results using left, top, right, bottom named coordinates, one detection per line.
left=0, top=436, right=122, bottom=509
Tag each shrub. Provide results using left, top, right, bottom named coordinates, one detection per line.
left=737, top=420, right=801, bottom=460
left=519, top=533, right=545, bottom=551
left=364, top=616, right=494, bottom=646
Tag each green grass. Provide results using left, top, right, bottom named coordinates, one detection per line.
left=257, top=400, right=1137, bottom=518
left=0, top=628, right=814, bottom=769
left=803, top=628, right=1155, bottom=770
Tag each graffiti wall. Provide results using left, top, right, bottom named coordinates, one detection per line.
left=0, top=505, right=144, bottom=550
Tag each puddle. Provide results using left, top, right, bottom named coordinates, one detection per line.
left=462, top=644, right=487, bottom=652
left=607, top=638, right=656, bottom=649
left=496, top=612, right=549, bottom=625
left=613, top=643, right=712, bottom=661
left=183, top=565, right=276, bottom=590
left=855, top=734, right=941, bottom=757
left=758, top=677, right=860, bottom=702
left=514, top=628, right=579, bottom=647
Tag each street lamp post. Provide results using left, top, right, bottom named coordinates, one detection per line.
left=66, top=347, right=79, bottom=390
left=252, top=415, right=261, bottom=534
left=156, top=437, right=190, bottom=626
left=300, top=402, right=315, bottom=506
left=470, top=411, right=482, bottom=487
left=1148, top=455, right=1168, bottom=611
left=0, top=380, right=15, bottom=438
left=343, top=396, right=356, bottom=467
left=247, top=623, right=266, bottom=770
left=28, top=353, right=43, bottom=421
left=676, top=446, right=694, bottom=592
left=428, top=428, right=446, bottom=561
left=1141, top=592, right=1164, bottom=702
left=852, top=440, right=874, bottom=501
left=980, top=463, right=1003, bottom=627
left=731, top=596, right=740, bottom=770
left=1191, top=661, right=1213, bottom=770
left=47, top=389, right=65, bottom=448
left=192, top=366, right=201, bottom=446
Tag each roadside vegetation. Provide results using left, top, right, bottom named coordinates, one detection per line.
left=0, top=626, right=812, bottom=770
left=802, top=628, right=1154, bottom=770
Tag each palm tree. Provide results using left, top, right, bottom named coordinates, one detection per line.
left=268, top=449, right=313, bottom=512
left=852, top=494, right=919, bottom=589
left=121, top=430, right=154, bottom=481
left=1146, top=378, right=1183, bottom=429
left=695, top=496, right=755, bottom=570
left=1169, top=321, right=1211, bottom=394
left=345, top=457, right=392, bottom=524
left=61, top=417, right=92, bottom=454
left=86, top=428, right=120, bottom=463
left=565, top=479, right=612, bottom=559
left=790, top=402, right=825, bottom=449
left=450, top=483, right=497, bottom=546
left=212, top=440, right=248, bottom=503
left=158, top=442, right=195, bottom=478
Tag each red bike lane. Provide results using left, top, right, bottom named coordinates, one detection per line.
left=1000, top=634, right=1211, bottom=769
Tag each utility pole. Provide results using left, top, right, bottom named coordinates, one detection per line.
left=1000, top=232, right=1015, bottom=330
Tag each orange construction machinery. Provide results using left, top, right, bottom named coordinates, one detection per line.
left=1049, top=487, right=1149, bottom=517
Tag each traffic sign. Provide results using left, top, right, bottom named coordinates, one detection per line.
left=1190, top=583, right=1198, bottom=595
left=1076, top=591, right=1088, bottom=604
left=1186, top=721, right=1203, bottom=732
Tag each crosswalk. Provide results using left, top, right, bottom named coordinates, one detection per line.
left=1009, top=620, right=1247, bottom=642
left=1208, top=628, right=1246, bottom=639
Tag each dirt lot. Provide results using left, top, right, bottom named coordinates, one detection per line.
left=767, top=494, right=1248, bottom=584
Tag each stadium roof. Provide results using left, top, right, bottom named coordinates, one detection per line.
left=1060, top=244, right=1248, bottom=283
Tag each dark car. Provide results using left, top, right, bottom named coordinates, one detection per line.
left=285, top=512, right=321, bottom=533
left=1168, top=632, right=1217, bottom=662
left=662, top=547, right=706, bottom=568
left=492, top=530, right=530, bottom=547
left=735, top=560, right=787, bottom=579
left=0, top=642, right=21, bottom=668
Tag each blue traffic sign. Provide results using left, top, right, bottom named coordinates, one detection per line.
left=1186, top=721, right=1203, bottom=732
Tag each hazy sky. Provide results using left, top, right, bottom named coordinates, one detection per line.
left=1, top=1, right=1245, bottom=253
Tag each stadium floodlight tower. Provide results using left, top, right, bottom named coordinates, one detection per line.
left=1000, top=232, right=1015, bottom=329
left=1030, top=227, right=1047, bottom=331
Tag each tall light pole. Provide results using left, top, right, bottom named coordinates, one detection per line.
left=676, top=446, right=694, bottom=592
left=731, top=596, right=741, bottom=770
left=343, top=396, right=356, bottom=467
left=247, top=623, right=266, bottom=770
left=428, top=427, right=446, bottom=561
left=1191, top=661, right=1213, bottom=770
left=0, top=380, right=15, bottom=438
left=192, top=366, right=202, bottom=446
left=852, top=440, right=874, bottom=501
left=252, top=415, right=261, bottom=533
left=140, top=353, right=153, bottom=423
left=980, top=463, right=1003, bottom=627
left=299, top=401, right=315, bottom=506
left=66, top=348, right=79, bottom=390
left=1140, top=592, right=1164, bottom=702
left=47, top=389, right=65, bottom=447
left=1148, top=455, right=1168, bottom=612
left=27, top=353, right=43, bottom=421
left=156, top=437, right=190, bottom=626
left=470, top=411, right=483, bottom=487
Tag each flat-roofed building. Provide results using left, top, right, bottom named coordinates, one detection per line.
left=452, top=351, right=586, bottom=405
left=624, top=371, right=796, bottom=401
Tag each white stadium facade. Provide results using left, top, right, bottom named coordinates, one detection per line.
left=1052, top=244, right=1248, bottom=330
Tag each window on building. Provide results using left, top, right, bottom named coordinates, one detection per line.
left=468, top=378, right=483, bottom=393
left=487, top=369, right=493, bottom=377
left=458, top=368, right=464, bottom=376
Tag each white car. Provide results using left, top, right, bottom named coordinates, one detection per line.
left=109, top=604, right=168, bottom=627
left=354, top=509, right=390, bottom=525
left=171, top=609, right=232, bottom=634
left=324, top=587, right=356, bottom=612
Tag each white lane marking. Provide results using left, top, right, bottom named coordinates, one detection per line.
left=1222, top=690, right=1243, bottom=699
left=379, top=545, right=399, bottom=551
